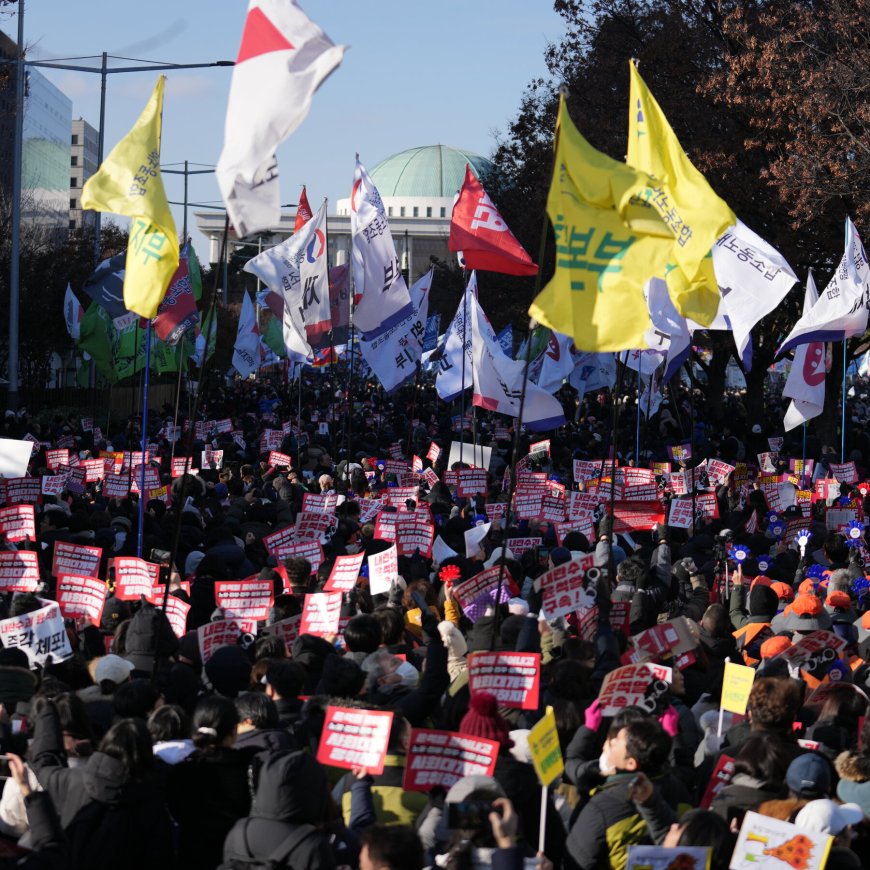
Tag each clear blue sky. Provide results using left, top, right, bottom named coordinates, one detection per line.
left=4, top=1, right=566, bottom=261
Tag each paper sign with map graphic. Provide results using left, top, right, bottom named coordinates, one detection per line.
left=730, top=812, right=831, bottom=870
left=627, top=845, right=711, bottom=870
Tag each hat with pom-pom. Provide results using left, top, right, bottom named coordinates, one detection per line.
left=460, top=692, right=513, bottom=749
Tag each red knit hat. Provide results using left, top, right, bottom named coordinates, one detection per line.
left=460, top=692, right=514, bottom=749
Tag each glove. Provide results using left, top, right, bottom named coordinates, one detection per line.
left=584, top=698, right=603, bottom=732
left=598, top=514, right=613, bottom=540
left=419, top=604, right=439, bottom=643
left=659, top=705, right=679, bottom=737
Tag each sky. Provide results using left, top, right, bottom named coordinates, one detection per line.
left=3, top=1, right=567, bottom=261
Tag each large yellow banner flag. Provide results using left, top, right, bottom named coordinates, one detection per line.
left=628, top=61, right=735, bottom=326
left=81, top=76, right=179, bottom=319
left=528, top=95, right=673, bottom=352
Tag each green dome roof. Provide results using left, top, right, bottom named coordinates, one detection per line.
left=369, top=145, right=493, bottom=198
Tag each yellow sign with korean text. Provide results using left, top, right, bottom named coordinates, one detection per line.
left=528, top=705, right=564, bottom=786
left=720, top=660, right=756, bottom=715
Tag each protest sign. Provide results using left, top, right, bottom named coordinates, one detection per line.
left=368, top=544, right=398, bottom=596
left=268, top=451, right=293, bottom=468
left=82, top=459, right=105, bottom=483
left=295, top=511, right=337, bottom=542
left=197, top=617, right=257, bottom=664
left=171, top=457, right=196, bottom=478
left=528, top=706, right=564, bottom=787
left=0, top=505, right=35, bottom=542
left=598, top=663, right=673, bottom=716
left=396, top=519, right=435, bottom=558
left=263, top=525, right=297, bottom=560
left=453, top=565, right=512, bottom=622
left=103, top=473, right=130, bottom=499
left=5, top=477, right=41, bottom=506
left=302, top=493, right=338, bottom=514
left=455, top=468, right=488, bottom=497
left=464, top=522, right=491, bottom=559
left=159, top=595, right=191, bottom=639
left=300, top=592, right=342, bottom=637
left=629, top=617, right=698, bottom=663
left=324, top=552, right=366, bottom=593
left=538, top=553, right=598, bottom=620
left=56, top=575, right=107, bottom=626
left=316, top=706, right=394, bottom=775
left=52, top=541, right=102, bottom=579
left=447, top=442, right=492, bottom=470
left=214, top=580, right=274, bottom=622
left=626, top=847, right=711, bottom=870
left=0, top=601, right=72, bottom=667
left=0, top=439, right=34, bottom=478
left=573, top=460, right=602, bottom=482
left=611, top=501, right=665, bottom=533
left=0, top=551, right=40, bottom=592
left=503, top=537, right=542, bottom=557
left=403, top=728, right=499, bottom=793
left=112, top=557, right=161, bottom=600
left=721, top=661, right=756, bottom=715
left=46, top=449, right=69, bottom=470
left=699, top=754, right=735, bottom=810
left=200, top=449, right=223, bottom=470
left=263, top=614, right=303, bottom=654
left=275, top=540, right=324, bottom=578
left=771, top=630, right=846, bottom=678
left=467, top=651, right=541, bottom=710
left=426, top=442, right=442, bottom=463
left=730, top=811, right=831, bottom=870
left=41, top=474, right=68, bottom=496
left=830, top=461, right=859, bottom=484
left=667, top=443, right=692, bottom=463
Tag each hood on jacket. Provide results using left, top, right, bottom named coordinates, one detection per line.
left=250, top=750, right=329, bottom=824
left=82, top=751, right=133, bottom=804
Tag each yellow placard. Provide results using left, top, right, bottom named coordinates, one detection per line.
left=720, top=660, right=756, bottom=715
left=528, top=706, right=564, bottom=786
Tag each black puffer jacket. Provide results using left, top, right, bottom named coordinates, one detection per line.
left=222, top=750, right=336, bottom=869
left=29, top=705, right=173, bottom=870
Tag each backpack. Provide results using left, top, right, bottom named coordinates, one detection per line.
left=218, top=820, right=319, bottom=870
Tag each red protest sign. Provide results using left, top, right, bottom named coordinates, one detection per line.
left=5, top=477, right=41, bottom=506
left=427, top=442, right=441, bottom=463
left=263, top=525, right=296, bottom=559
left=300, top=592, right=342, bottom=637
left=52, top=541, right=102, bottom=579
left=467, top=651, right=541, bottom=710
left=316, top=706, right=394, bottom=775
left=214, top=579, right=274, bottom=622
left=611, top=501, right=665, bottom=533
left=275, top=540, right=324, bottom=576
left=112, top=557, right=160, bottom=601
left=396, top=519, right=434, bottom=558
left=403, top=729, right=499, bottom=792
left=263, top=614, right=303, bottom=653
left=82, top=459, right=105, bottom=483
left=302, top=493, right=338, bottom=513
left=268, top=451, right=293, bottom=468
left=538, top=553, right=598, bottom=620
left=699, top=755, right=735, bottom=810
left=455, top=469, right=487, bottom=497
left=0, top=551, right=40, bottom=593
left=629, top=617, right=698, bottom=663
left=0, top=505, right=35, bottom=542
left=453, top=565, right=511, bottom=621
left=197, top=617, right=257, bottom=664
left=103, top=473, right=130, bottom=499
left=46, top=449, right=69, bottom=470
left=598, top=663, right=673, bottom=716
left=503, top=537, right=542, bottom=557
left=56, top=575, right=107, bottom=626
left=171, top=457, right=196, bottom=478
left=324, top=552, right=366, bottom=593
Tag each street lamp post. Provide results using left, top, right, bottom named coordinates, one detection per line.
left=5, top=34, right=232, bottom=408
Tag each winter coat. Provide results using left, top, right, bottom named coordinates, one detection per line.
left=29, top=705, right=173, bottom=870
left=222, top=750, right=336, bottom=870
left=710, top=773, right=785, bottom=823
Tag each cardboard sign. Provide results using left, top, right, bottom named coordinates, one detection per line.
left=368, top=544, right=398, bottom=596
left=396, top=519, right=435, bottom=558
left=453, top=565, right=511, bottom=622
left=324, top=552, right=366, bottom=593
left=730, top=811, right=831, bottom=870
left=538, top=553, right=598, bottom=620
left=300, top=592, right=342, bottom=637
left=41, top=474, right=68, bottom=496
left=528, top=706, right=564, bottom=786
left=403, top=728, right=499, bottom=792
left=830, top=461, right=858, bottom=484
left=316, top=706, right=394, bottom=775
left=721, top=661, right=756, bottom=715
left=112, top=557, right=161, bottom=601
left=0, top=602, right=72, bottom=667
left=627, top=847, right=711, bottom=870
left=5, top=477, right=41, bottom=506
left=268, top=451, right=293, bottom=468
left=467, top=651, right=541, bottom=710
left=52, top=541, right=102, bottom=579
left=455, top=468, right=488, bottom=497
left=56, top=575, right=107, bottom=626
left=0, top=551, right=40, bottom=593
left=598, top=663, right=673, bottom=716
left=629, top=617, right=697, bottom=664
left=46, top=449, right=70, bottom=470
left=0, top=505, right=35, bottom=542
left=263, top=614, right=302, bottom=653
left=197, top=617, right=257, bottom=664
left=214, top=580, right=274, bottom=622
left=275, top=540, right=324, bottom=576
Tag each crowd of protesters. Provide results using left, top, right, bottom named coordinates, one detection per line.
left=0, top=370, right=867, bottom=868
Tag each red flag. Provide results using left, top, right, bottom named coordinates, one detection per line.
left=449, top=165, right=537, bottom=276
left=153, top=244, right=200, bottom=345
left=295, top=185, right=313, bottom=232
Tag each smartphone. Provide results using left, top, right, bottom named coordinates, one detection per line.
left=150, top=548, right=171, bottom=566
left=446, top=799, right=496, bottom=830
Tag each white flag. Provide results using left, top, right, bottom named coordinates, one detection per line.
left=64, top=284, right=83, bottom=341
left=216, top=0, right=345, bottom=239
left=244, top=199, right=331, bottom=343
left=360, top=268, right=433, bottom=392
left=435, top=273, right=497, bottom=401
left=778, top=217, right=870, bottom=355
left=232, top=292, right=262, bottom=377
left=470, top=293, right=565, bottom=431
left=645, top=278, right=691, bottom=383
left=623, top=348, right=666, bottom=375
left=536, top=331, right=575, bottom=393
left=569, top=352, right=616, bottom=399
left=639, top=369, right=664, bottom=419
left=350, top=157, right=413, bottom=340
left=783, top=272, right=826, bottom=431
left=713, top=220, right=797, bottom=366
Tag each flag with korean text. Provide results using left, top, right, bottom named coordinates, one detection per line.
left=783, top=272, right=826, bottom=431
left=232, top=292, right=262, bottom=377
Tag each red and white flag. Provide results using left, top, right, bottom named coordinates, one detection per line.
left=295, top=184, right=313, bottom=232
left=783, top=272, right=826, bottom=431
left=216, top=0, right=346, bottom=238
left=449, top=165, right=537, bottom=276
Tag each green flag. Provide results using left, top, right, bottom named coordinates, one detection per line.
left=78, top=303, right=117, bottom=383
left=262, top=313, right=286, bottom=359
left=188, top=243, right=203, bottom=302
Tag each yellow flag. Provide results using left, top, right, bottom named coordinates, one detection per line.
left=627, top=61, right=735, bottom=326
left=529, top=95, right=674, bottom=352
left=81, top=76, right=179, bottom=319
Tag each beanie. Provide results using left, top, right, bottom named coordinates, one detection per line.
left=748, top=585, right=779, bottom=619
left=460, top=692, right=513, bottom=749
left=760, top=636, right=792, bottom=659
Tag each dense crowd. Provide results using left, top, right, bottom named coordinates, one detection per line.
left=0, top=372, right=868, bottom=869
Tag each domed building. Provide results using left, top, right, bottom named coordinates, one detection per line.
left=196, top=144, right=493, bottom=299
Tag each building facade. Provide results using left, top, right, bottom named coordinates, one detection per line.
left=69, top=117, right=98, bottom=232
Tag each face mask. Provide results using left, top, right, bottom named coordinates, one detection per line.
left=599, top=750, right=611, bottom=774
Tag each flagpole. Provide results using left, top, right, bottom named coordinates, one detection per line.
left=170, top=348, right=184, bottom=467
left=841, top=340, right=847, bottom=462
left=801, top=423, right=807, bottom=488
left=136, top=319, right=153, bottom=558
left=344, top=263, right=355, bottom=487
left=460, top=276, right=468, bottom=464
left=635, top=363, right=641, bottom=466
